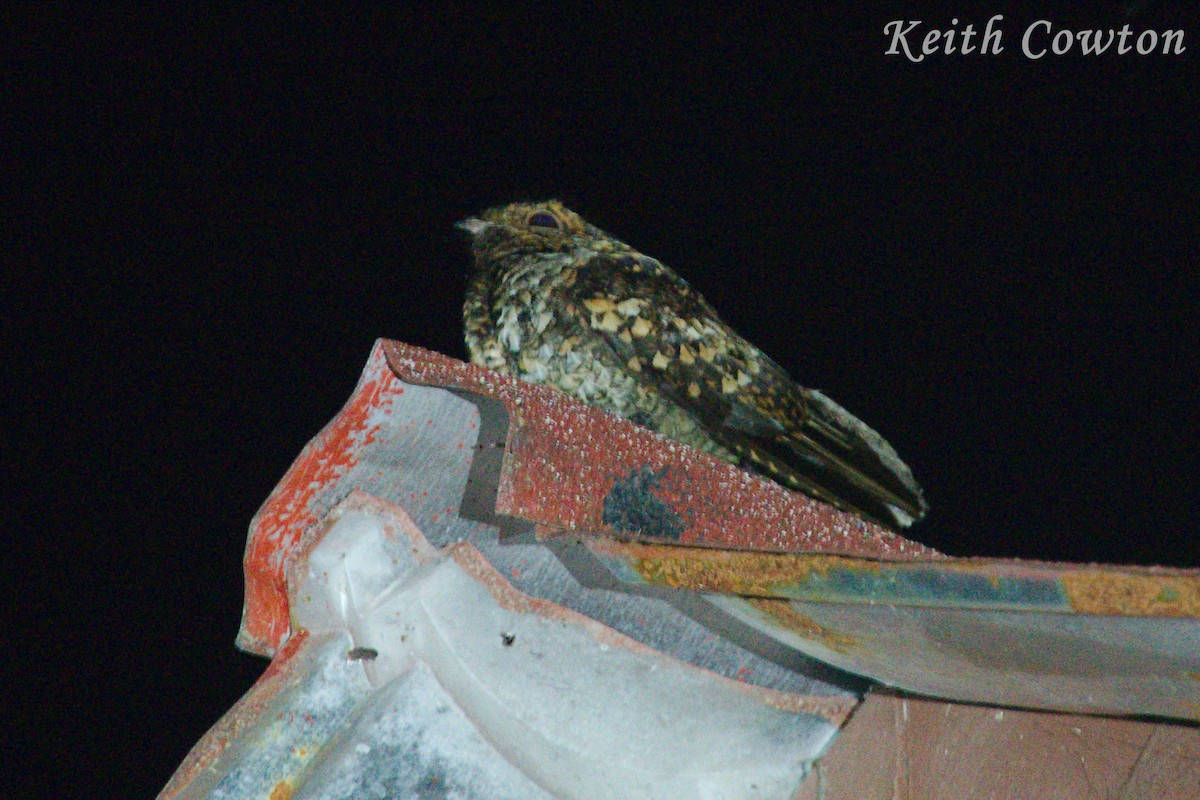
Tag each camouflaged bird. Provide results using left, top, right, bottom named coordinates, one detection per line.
left=458, top=200, right=927, bottom=529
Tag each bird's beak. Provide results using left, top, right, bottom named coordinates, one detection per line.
left=455, top=217, right=492, bottom=238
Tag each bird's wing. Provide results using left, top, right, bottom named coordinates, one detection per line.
left=561, top=252, right=927, bottom=528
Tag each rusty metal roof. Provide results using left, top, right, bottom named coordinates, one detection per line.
left=163, top=341, right=1200, bottom=799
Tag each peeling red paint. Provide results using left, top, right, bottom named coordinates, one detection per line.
left=238, top=344, right=401, bottom=655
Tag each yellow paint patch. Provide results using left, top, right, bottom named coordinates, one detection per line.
left=630, top=317, right=653, bottom=337
left=698, top=343, right=717, bottom=362
left=687, top=381, right=701, bottom=398
left=627, top=356, right=643, bottom=372
left=652, top=352, right=671, bottom=370
left=679, top=344, right=695, bottom=365
left=618, top=329, right=633, bottom=343
left=722, top=374, right=739, bottom=393
left=737, top=370, right=752, bottom=386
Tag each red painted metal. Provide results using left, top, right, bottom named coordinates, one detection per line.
left=383, top=341, right=939, bottom=559
left=237, top=344, right=404, bottom=655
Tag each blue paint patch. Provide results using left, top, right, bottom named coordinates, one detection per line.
left=603, top=466, right=685, bottom=540
left=779, top=565, right=1071, bottom=612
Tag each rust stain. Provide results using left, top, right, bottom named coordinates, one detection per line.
left=624, top=542, right=881, bottom=596
left=1061, top=571, right=1200, bottom=618
left=747, top=598, right=857, bottom=655
left=268, top=780, right=293, bottom=800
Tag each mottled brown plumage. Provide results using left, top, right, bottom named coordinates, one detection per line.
left=458, top=200, right=927, bottom=528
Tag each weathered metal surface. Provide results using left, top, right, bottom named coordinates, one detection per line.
left=585, top=539, right=1200, bottom=618
left=716, top=594, right=1200, bottom=720
left=237, top=343, right=405, bottom=655
left=793, top=691, right=1200, bottom=800
left=236, top=340, right=860, bottom=696
left=168, top=340, right=1200, bottom=799
left=383, top=341, right=940, bottom=560
left=233, top=341, right=1198, bottom=720
left=165, top=492, right=848, bottom=800
left=582, top=540, right=1200, bottom=719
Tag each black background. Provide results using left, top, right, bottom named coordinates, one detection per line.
left=7, top=4, right=1199, bottom=796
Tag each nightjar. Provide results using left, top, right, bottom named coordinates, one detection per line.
left=458, top=200, right=927, bottom=529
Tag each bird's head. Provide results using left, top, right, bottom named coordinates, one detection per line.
left=457, top=200, right=592, bottom=258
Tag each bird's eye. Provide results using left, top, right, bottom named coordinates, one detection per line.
left=527, top=211, right=560, bottom=230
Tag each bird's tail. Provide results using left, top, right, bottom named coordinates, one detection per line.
left=740, top=390, right=928, bottom=529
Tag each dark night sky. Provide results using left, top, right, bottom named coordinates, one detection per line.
left=7, top=4, right=1199, bottom=796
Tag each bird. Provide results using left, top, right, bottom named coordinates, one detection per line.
left=457, top=200, right=927, bottom=529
